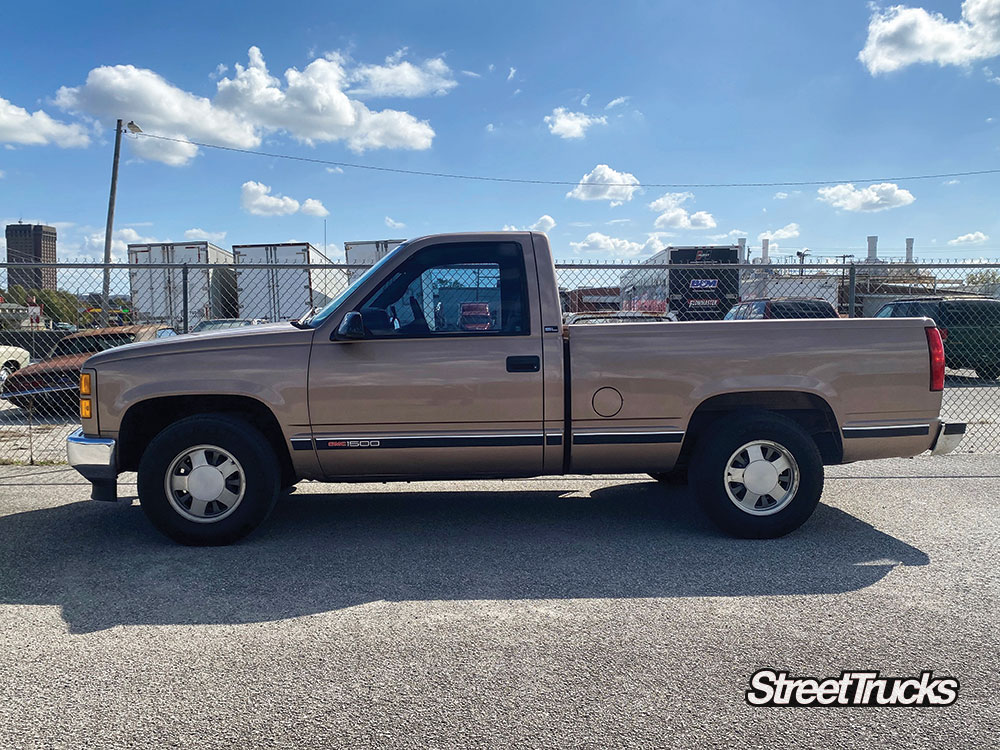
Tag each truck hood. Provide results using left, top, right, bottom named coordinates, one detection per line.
left=86, top=322, right=314, bottom=367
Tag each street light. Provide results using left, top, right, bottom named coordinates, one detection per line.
left=101, top=119, right=125, bottom=326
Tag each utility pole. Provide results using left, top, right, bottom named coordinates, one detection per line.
left=102, top=119, right=123, bottom=326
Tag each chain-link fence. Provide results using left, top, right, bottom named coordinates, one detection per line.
left=0, top=258, right=997, bottom=464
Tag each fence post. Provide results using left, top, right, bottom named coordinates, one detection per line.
left=848, top=264, right=857, bottom=318
left=182, top=264, right=189, bottom=334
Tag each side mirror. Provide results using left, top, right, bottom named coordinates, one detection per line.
left=334, top=311, right=366, bottom=340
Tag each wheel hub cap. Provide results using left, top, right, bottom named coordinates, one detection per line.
left=187, top=465, right=226, bottom=501
left=743, top=460, right=780, bottom=496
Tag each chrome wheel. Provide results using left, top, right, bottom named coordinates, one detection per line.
left=164, top=444, right=246, bottom=523
left=724, top=440, right=799, bottom=516
left=0, top=366, right=13, bottom=387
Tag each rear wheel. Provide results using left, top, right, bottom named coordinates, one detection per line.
left=690, top=412, right=823, bottom=538
left=137, top=414, right=280, bottom=545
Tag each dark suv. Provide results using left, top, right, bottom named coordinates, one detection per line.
left=874, top=297, right=1000, bottom=380
left=724, top=297, right=839, bottom=320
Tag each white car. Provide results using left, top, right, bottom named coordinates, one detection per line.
left=0, top=344, right=31, bottom=386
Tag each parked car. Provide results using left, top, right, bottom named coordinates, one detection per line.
left=2, top=325, right=175, bottom=411
left=874, top=297, right=1000, bottom=380
left=725, top=298, right=840, bottom=320
left=564, top=311, right=679, bottom=324
left=191, top=318, right=267, bottom=333
left=69, top=231, right=963, bottom=546
left=458, top=303, right=493, bottom=331
left=0, top=344, right=31, bottom=387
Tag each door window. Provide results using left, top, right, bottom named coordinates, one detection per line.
left=357, top=242, right=530, bottom=338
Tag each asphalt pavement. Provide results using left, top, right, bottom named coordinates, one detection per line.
left=0, top=456, right=997, bottom=748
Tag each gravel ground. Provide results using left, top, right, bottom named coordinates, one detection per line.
left=0, top=455, right=997, bottom=748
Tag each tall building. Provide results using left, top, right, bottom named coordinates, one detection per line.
left=5, top=223, right=57, bottom=291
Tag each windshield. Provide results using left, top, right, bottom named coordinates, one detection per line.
left=304, top=243, right=407, bottom=328
left=51, top=334, right=136, bottom=357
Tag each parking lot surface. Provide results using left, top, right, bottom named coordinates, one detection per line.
left=0, top=456, right=996, bottom=748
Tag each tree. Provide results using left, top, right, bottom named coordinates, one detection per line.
left=966, top=269, right=1000, bottom=286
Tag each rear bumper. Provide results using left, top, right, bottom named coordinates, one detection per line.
left=66, top=428, right=118, bottom=501
left=931, top=421, right=966, bottom=456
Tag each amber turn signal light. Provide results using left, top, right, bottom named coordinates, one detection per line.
left=80, top=399, right=92, bottom=420
left=80, top=372, right=92, bottom=396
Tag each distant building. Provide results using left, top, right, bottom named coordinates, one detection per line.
left=5, top=223, right=57, bottom=290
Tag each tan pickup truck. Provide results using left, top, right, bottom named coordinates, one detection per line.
left=67, top=232, right=965, bottom=545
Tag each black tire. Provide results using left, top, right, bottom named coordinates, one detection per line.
left=690, top=412, right=823, bottom=539
left=975, top=364, right=1000, bottom=381
left=137, top=413, right=281, bottom=545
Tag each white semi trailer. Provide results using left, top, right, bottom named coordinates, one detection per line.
left=128, top=242, right=237, bottom=331
left=232, top=243, right=348, bottom=322
left=344, top=239, right=407, bottom=281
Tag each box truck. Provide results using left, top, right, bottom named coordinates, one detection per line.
left=344, top=239, right=407, bottom=281
left=232, top=243, right=348, bottom=322
left=127, top=243, right=237, bottom=331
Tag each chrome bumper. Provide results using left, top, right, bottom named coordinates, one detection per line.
left=931, top=421, right=966, bottom=456
left=67, top=427, right=118, bottom=501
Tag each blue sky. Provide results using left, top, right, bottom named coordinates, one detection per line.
left=1, top=0, right=999, bottom=262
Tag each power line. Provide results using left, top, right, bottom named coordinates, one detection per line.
left=131, top=131, right=1000, bottom=188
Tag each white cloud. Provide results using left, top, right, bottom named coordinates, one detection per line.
left=301, top=198, right=329, bottom=217
left=774, top=191, right=789, bottom=200
left=326, top=166, right=344, bottom=174
left=943, top=178, right=960, bottom=185
left=385, top=216, right=405, bottom=229
left=209, top=63, right=229, bottom=80
left=54, top=46, right=436, bottom=166
left=461, top=70, right=481, bottom=78
left=605, top=96, right=629, bottom=109
left=0, top=170, right=4, bottom=179
left=566, top=164, right=640, bottom=206
left=859, top=0, right=1000, bottom=75
left=648, top=192, right=717, bottom=229
left=485, top=123, right=495, bottom=133
left=580, top=93, right=591, bottom=106
left=81, top=227, right=157, bottom=262
left=707, top=229, right=748, bottom=241
left=544, top=107, right=607, bottom=139
left=503, top=215, right=557, bottom=233
left=569, top=231, right=666, bottom=258
left=948, top=231, right=989, bottom=245
left=758, top=223, right=801, bottom=242
left=0, top=96, right=90, bottom=148
left=241, top=180, right=300, bottom=216
left=348, top=49, right=458, bottom=97
left=530, top=214, right=556, bottom=232
left=507, top=67, right=516, bottom=81
left=817, top=182, right=915, bottom=212
left=606, top=218, right=631, bottom=225
left=185, top=228, right=227, bottom=242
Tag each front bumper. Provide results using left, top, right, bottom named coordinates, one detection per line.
left=931, top=421, right=966, bottom=456
left=67, top=427, right=118, bottom=501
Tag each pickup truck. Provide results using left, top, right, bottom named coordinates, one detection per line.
left=67, top=232, right=966, bottom=545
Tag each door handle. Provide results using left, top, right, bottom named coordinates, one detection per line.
left=506, top=355, right=540, bottom=373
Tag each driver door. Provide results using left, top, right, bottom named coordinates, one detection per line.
left=307, top=239, right=545, bottom=479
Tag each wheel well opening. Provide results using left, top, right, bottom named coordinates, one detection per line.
left=679, top=391, right=842, bottom=466
left=117, top=395, right=295, bottom=485
left=1, top=360, right=20, bottom=371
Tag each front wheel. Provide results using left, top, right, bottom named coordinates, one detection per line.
left=690, top=412, right=824, bottom=538
left=137, top=414, right=281, bottom=545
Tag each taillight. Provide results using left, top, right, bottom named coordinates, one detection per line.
left=938, top=327, right=948, bottom=341
left=926, top=326, right=945, bottom=392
